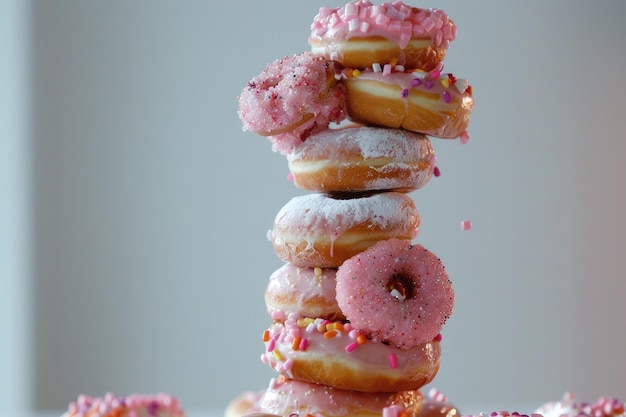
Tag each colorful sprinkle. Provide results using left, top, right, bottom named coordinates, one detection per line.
left=461, top=220, right=472, bottom=231
left=460, top=131, right=470, bottom=144
left=401, top=88, right=409, bottom=98
left=433, top=166, right=441, bottom=177
left=389, top=352, right=398, bottom=368
left=442, top=90, right=451, bottom=103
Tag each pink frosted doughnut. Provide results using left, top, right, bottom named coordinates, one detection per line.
left=309, top=0, right=456, bottom=71
left=265, top=263, right=344, bottom=321
left=534, top=392, right=626, bottom=417
left=271, top=192, right=420, bottom=268
left=260, top=316, right=440, bottom=392
left=238, top=52, right=348, bottom=155
left=62, top=393, right=185, bottom=417
left=336, top=238, right=454, bottom=349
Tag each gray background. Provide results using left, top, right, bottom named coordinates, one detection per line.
left=2, top=0, right=626, bottom=415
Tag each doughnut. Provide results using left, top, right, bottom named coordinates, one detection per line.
left=256, top=375, right=424, bottom=417
left=224, top=386, right=461, bottom=417
left=238, top=52, right=347, bottom=155
left=534, top=392, right=626, bottom=417
left=62, top=393, right=185, bottom=417
left=260, top=315, right=440, bottom=392
left=271, top=192, right=420, bottom=268
left=342, top=69, right=473, bottom=139
left=287, top=126, right=435, bottom=193
left=265, top=263, right=344, bottom=321
left=309, top=0, right=456, bottom=71
left=336, top=238, right=454, bottom=349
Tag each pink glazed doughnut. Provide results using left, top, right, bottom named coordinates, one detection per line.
left=265, top=263, right=344, bottom=321
left=309, top=0, right=456, bottom=71
left=336, top=238, right=454, bottom=349
left=62, top=393, right=185, bottom=417
left=238, top=52, right=347, bottom=155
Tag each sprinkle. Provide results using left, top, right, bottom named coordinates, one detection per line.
left=440, top=78, right=450, bottom=88
left=460, top=131, right=470, bottom=144
left=352, top=69, right=361, bottom=77
left=262, top=330, right=270, bottom=342
left=390, top=288, right=405, bottom=301
left=372, top=63, right=382, bottom=72
left=424, top=79, right=434, bottom=89
left=389, top=57, right=398, bottom=67
left=410, top=78, right=422, bottom=87
left=356, top=334, right=367, bottom=345
left=299, top=338, right=308, bottom=351
left=428, top=155, right=437, bottom=167
left=272, top=349, right=283, bottom=361
left=412, top=69, right=427, bottom=79
left=400, top=88, right=409, bottom=98
left=389, top=352, right=398, bottom=368
left=292, top=336, right=302, bottom=351
left=429, top=69, right=441, bottom=79
left=345, top=341, right=359, bottom=352
left=461, top=220, right=472, bottom=231
left=383, top=64, right=392, bottom=76
left=324, top=330, right=338, bottom=339
left=267, top=338, right=276, bottom=352
left=442, top=90, right=451, bottom=103
left=433, top=166, right=441, bottom=177
left=433, top=333, right=443, bottom=342
left=395, top=65, right=405, bottom=72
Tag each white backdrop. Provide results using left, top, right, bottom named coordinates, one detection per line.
left=3, top=0, right=626, bottom=415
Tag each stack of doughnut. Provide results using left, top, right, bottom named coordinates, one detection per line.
left=233, top=1, right=473, bottom=417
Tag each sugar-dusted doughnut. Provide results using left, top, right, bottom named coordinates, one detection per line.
left=336, top=239, right=454, bottom=349
left=265, top=263, right=344, bottom=321
left=309, top=0, right=456, bottom=71
left=287, top=126, right=435, bottom=193
left=257, top=375, right=424, bottom=417
left=271, top=192, right=420, bottom=268
left=261, top=315, right=440, bottom=393
left=62, top=393, right=185, bottom=417
left=238, top=52, right=347, bottom=154
left=342, top=68, right=473, bottom=139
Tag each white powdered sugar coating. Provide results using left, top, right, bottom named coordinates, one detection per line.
left=273, top=192, right=418, bottom=236
left=288, top=126, right=431, bottom=161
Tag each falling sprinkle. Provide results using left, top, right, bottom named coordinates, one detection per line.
left=460, top=131, right=470, bottom=144
left=461, top=220, right=472, bottom=231
left=433, top=166, right=441, bottom=177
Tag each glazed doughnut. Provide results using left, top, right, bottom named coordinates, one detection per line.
left=309, top=0, right=456, bottom=71
left=287, top=126, right=435, bottom=193
left=265, top=263, right=344, bottom=321
left=257, top=375, right=424, bottom=417
left=238, top=52, right=347, bottom=155
left=271, top=192, right=420, bottom=268
left=342, top=69, right=473, bottom=139
left=534, top=392, right=626, bottom=417
left=421, top=388, right=460, bottom=417
left=336, top=238, right=453, bottom=349
left=62, top=393, right=185, bottom=417
left=224, top=390, right=265, bottom=417
left=261, top=315, right=441, bottom=392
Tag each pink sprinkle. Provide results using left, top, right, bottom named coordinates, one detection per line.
left=424, top=79, right=434, bottom=89
left=410, top=78, right=422, bottom=87
left=299, top=338, right=308, bottom=351
left=461, top=220, right=472, bottom=231
left=283, top=358, right=294, bottom=372
left=429, top=69, right=441, bottom=79
left=267, top=339, right=276, bottom=352
left=433, top=166, right=441, bottom=177
left=442, top=90, right=451, bottom=103
left=460, top=131, right=470, bottom=144
left=345, top=341, right=359, bottom=352
left=428, top=155, right=437, bottom=167
left=389, top=352, right=398, bottom=368
left=400, top=88, right=409, bottom=98
left=433, top=333, right=443, bottom=342
left=383, top=405, right=405, bottom=417
left=383, top=64, right=392, bottom=76
left=287, top=172, right=294, bottom=181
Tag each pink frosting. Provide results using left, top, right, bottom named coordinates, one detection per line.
left=310, top=0, right=456, bottom=49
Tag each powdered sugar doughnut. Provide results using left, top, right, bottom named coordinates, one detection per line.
left=309, top=1, right=456, bottom=71
left=261, top=316, right=440, bottom=392
left=336, top=239, right=453, bottom=349
left=238, top=52, right=347, bottom=154
left=271, top=192, right=420, bottom=268
left=287, top=126, right=435, bottom=193
left=265, top=263, right=344, bottom=321
left=62, top=393, right=185, bottom=417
